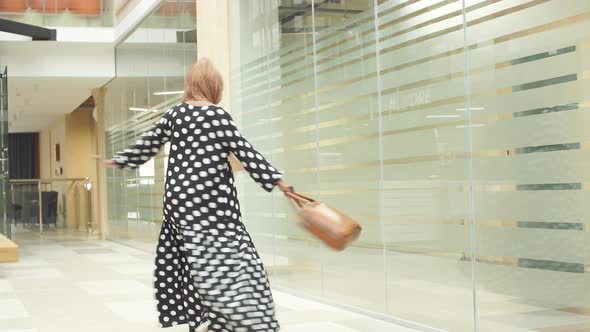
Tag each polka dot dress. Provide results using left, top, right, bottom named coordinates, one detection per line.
left=113, top=103, right=283, bottom=332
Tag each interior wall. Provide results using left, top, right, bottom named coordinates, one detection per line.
left=49, top=119, right=66, bottom=179
left=38, top=128, right=51, bottom=179
left=65, top=110, right=96, bottom=179
left=64, top=110, right=97, bottom=229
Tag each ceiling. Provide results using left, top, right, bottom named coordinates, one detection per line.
left=0, top=38, right=115, bottom=133
left=7, top=77, right=111, bottom=132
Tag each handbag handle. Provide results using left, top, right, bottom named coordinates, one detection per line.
left=284, top=190, right=316, bottom=210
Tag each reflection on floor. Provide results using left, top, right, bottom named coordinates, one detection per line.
left=0, top=230, right=417, bottom=332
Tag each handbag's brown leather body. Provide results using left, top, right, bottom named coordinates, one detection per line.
left=285, top=191, right=362, bottom=251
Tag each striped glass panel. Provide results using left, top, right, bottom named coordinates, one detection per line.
left=229, top=0, right=590, bottom=331
left=466, top=0, right=590, bottom=331
left=104, top=1, right=196, bottom=251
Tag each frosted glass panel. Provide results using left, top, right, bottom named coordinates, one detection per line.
left=466, top=0, right=590, bottom=331
left=375, top=0, right=474, bottom=330
left=105, top=0, right=197, bottom=251
left=313, top=0, right=387, bottom=313
left=229, top=0, right=324, bottom=297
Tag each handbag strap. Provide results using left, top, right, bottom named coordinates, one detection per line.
left=286, top=192, right=302, bottom=212
left=284, top=191, right=316, bottom=211
left=285, top=191, right=303, bottom=209
left=290, top=191, right=316, bottom=203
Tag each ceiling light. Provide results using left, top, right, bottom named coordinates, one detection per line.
left=456, top=107, right=484, bottom=111
left=426, top=115, right=461, bottom=118
left=455, top=124, right=484, bottom=128
left=153, top=91, right=184, bottom=96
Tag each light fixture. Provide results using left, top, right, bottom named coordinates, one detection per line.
left=129, top=107, right=149, bottom=112
left=456, top=124, right=484, bottom=128
left=456, top=107, right=484, bottom=111
left=426, top=115, right=461, bottom=119
left=153, top=91, right=184, bottom=96
left=84, top=178, right=93, bottom=191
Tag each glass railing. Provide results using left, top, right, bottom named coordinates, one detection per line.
left=0, top=0, right=114, bottom=27
left=9, top=178, right=96, bottom=233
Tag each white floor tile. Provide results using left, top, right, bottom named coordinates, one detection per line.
left=6, top=230, right=418, bottom=332
left=273, top=291, right=350, bottom=312
left=0, top=280, right=14, bottom=293
left=260, top=253, right=289, bottom=267
left=0, top=299, right=29, bottom=320
left=105, top=299, right=159, bottom=323
left=85, top=253, right=143, bottom=264
left=107, top=263, right=154, bottom=275
left=281, top=321, right=360, bottom=332
left=0, top=257, right=49, bottom=269
left=1, top=268, right=63, bottom=280
left=76, top=280, right=151, bottom=295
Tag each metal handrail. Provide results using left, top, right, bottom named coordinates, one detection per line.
left=10, top=177, right=89, bottom=184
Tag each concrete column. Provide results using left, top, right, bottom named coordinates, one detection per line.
left=93, top=87, right=107, bottom=238
left=196, top=0, right=231, bottom=109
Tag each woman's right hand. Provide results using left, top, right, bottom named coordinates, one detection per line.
left=92, top=155, right=118, bottom=168
left=103, top=160, right=118, bottom=168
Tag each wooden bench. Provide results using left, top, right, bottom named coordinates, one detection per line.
left=0, top=233, right=18, bottom=263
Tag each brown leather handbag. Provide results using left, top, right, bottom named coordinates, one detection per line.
left=285, top=191, right=362, bottom=251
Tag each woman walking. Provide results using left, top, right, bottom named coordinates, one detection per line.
left=105, top=58, right=288, bottom=332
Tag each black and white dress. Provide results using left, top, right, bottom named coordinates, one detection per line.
left=113, top=103, right=283, bottom=332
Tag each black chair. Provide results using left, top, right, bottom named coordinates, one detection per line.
left=42, top=191, right=58, bottom=226
left=20, top=191, right=40, bottom=225
left=13, top=191, right=58, bottom=226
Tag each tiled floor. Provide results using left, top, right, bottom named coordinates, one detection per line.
left=0, top=230, right=418, bottom=332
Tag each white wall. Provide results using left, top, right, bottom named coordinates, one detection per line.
left=39, top=128, right=51, bottom=179
left=0, top=42, right=114, bottom=78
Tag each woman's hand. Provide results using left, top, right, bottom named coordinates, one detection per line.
left=277, top=179, right=292, bottom=194
left=103, top=160, right=118, bottom=168
left=92, top=155, right=118, bottom=168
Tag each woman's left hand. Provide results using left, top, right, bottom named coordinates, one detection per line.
left=277, top=180, right=292, bottom=194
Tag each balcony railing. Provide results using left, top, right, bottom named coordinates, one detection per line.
left=0, top=0, right=114, bottom=27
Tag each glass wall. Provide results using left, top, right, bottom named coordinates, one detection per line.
left=227, top=1, right=590, bottom=331
left=102, top=0, right=590, bottom=331
left=104, top=0, right=196, bottom=251
left=0, top=66, right=10, bottom=238
left=466, top=0, right=590, bottom=331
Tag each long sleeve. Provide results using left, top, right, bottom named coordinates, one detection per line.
left=205, top=107, right=283, bottom=192
left=113, top=110, right=173, bottom=170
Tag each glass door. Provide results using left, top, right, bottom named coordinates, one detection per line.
left=0, top=66, right=10, bottom=238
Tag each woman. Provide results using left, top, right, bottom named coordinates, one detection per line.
left=105, top=58, right=289, bottom=332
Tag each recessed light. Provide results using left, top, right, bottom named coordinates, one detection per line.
left=153, top=91, right=184, bottom=96
left=456, top=124, right=484, bottom=128
left=426, top=115, right=461, bottom=119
